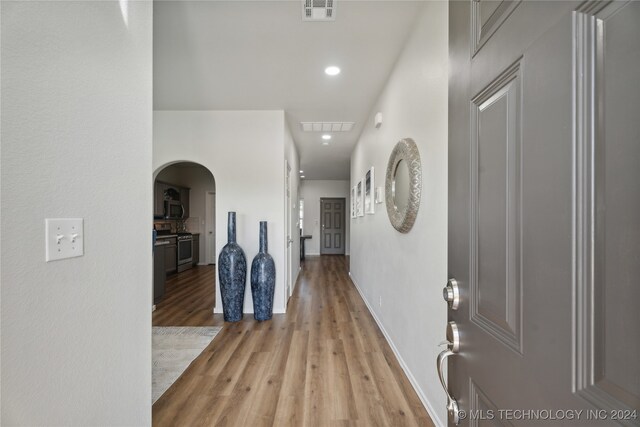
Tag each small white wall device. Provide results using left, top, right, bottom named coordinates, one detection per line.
left=374, top=112, right=383, bottom=129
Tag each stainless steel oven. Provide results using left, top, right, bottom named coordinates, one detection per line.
left=177, top=234, right=193, bottom=267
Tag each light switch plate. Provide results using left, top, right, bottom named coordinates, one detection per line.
left=45, top=218, right=84, bottom=262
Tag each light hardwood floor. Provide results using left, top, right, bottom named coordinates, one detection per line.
left=152, top=256, right=434, bottom=427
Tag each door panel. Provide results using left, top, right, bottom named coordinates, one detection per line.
left=472, top=0, right=522, bottom=55
left=324, top=211, right=332, bottom=229
left=448, top=1, right=639, bottom=426
left=320, top=198, right=345, bottom=255
left=471, top=59, right=522, bottom=353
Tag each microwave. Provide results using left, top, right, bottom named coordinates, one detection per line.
left=164, top=200, right=185, bottom=220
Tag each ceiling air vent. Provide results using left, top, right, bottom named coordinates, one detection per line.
left=302, top=0, right=336, bottom=21
left=301, top=122, right=354, bottom=132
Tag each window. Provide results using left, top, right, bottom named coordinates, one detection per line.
left=299, top=199, right=304, bottom=232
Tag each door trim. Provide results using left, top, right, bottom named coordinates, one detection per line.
left=319, top=197, right=346, bottom=255
left=284, top=160, right=292, bottom=305
left=572, top=1, right=638, bottom=415
left=204, top=191, right=216, bottom=265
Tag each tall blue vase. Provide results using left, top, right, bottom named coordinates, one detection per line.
left=250, top=221, right=276, bottom=321
left=218, top=212, right=247, bottom=322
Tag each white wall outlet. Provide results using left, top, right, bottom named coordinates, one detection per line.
left=379, top=296, right=382, bottom=307
left=45, top=218, right=84, bottom=262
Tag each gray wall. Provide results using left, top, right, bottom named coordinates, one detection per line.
left=349, top=2, right=448, bottom=425
left=1, top=1, right=152, bottom=425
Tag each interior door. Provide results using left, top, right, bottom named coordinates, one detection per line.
left=447, top=1, right=640, bottom=426
left=205, top=191, right=215, bottom=264
left=285, top=161, right=292, bottom=301
left=320, top=198, right=345, bottom=255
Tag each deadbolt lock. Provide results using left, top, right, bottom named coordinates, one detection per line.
left=443, top=278, right=460, bottom=310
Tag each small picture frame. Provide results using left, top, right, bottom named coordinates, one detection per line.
left=375, top=187, right=384, bottom=204
left=365, top=167, right=375, bottom=214
left=350, top=186, right=357, bottom=219
left=356, top=180, right=364, bottom=217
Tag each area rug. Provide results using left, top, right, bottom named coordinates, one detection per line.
left=152, top=326, right=222, bottom=403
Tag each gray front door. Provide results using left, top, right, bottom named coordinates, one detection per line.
left=320, top=198, right=345, bottom=255
left=448, top=1, right=639, bottom=426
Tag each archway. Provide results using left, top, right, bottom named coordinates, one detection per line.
left=152, top=161, right=217, bottom=323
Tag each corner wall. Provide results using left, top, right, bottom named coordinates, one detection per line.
left=1, top=1, right=153, bottom=424
left=349, top=2, right=448, bottom=425
left=153, top=110, right=290, bottom=314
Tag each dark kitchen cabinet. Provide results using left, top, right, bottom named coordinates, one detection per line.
left=192, top=234, right=200, bottom=266
left=153, top=180, right=190, bottom=219
left=162, top=237, right=177, bottom=274
left=154, top=182, right=167, bottom=218
left=153, top=243, right=166, bottom=303
left=180, top=188, right=190, bottom=219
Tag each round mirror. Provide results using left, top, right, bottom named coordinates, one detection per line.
left=393, top=160, right=410, bottom=211
left=385, top=138, right=421, bottom=233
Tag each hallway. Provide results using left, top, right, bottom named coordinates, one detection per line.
left=152, top=256, right=434, bottom=426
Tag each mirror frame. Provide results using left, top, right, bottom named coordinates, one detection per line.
left=385, top=138, right=422, bottom=233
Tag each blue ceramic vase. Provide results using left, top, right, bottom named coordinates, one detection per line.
left=218, top=212, right=246, bottom=322
left=250, top=221, right=276, bottom=321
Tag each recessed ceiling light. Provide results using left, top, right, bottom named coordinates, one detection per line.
left=299, top=170, right=304, bottom=173
left=322, top=142, right=330, bottom=146
left=322, top=134, right=331, bottom=140
left=301, top=175, right=305, bottom=178
left=324, top=66, right=341, bottom=76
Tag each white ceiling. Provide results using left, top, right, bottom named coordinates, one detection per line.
left=153, top=1, right=424, bottom=180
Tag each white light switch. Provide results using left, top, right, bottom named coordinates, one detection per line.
left=46, top=218, right=84, bottom=262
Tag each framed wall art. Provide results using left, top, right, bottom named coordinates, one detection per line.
left=365, top=166, right=375, bottom=214
left=350, top=186, right=357, bottom=219
left=356, top=180, right=364, bottom=217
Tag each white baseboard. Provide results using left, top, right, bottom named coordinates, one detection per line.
left=348, top=272, right=445, bottom=427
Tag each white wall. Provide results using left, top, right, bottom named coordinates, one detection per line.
left=284, top=120, right=302, bottom=291
left=156, top=164, right=216, bottom=262
left=300, top=180, right=351, bottom=256
left=1, top=1, right=152, bottom=425
left=154, top=111, right=291, bottom=314
left=349, top=2, right=448, bottom=425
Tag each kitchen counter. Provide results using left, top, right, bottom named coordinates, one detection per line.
left=156, top=234, right=177, bottom=239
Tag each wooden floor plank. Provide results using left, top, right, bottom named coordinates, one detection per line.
left=152, top=257, right=433, bottom=427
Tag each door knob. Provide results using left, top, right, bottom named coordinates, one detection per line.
left=443, top=278, right=460, bottom=310
left=437, top=321, right=462, bottom=425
